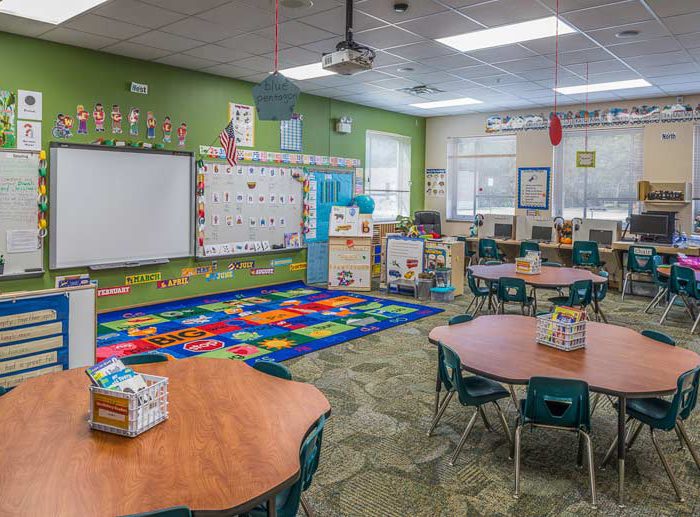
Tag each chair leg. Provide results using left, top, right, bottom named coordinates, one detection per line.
left=508, top=384, right=520, bottom=415
left=659, top=294, right=677, bottom=324
left=621, top=273, right=630, bottom=301
left=581, top=430, right=597, bottom=509
left=427, top=391, right=454, bottom=437
left=465, top=295, right=477, bottom=315
left=493, top=401, right=513, bottom=456
left=626, top=421, right=643, bottom=452
left=300, top=495, right=314, bottom=517
left=645, top=287, right=665, bottom=313
left=676, top=420, right=700, bottom=471
left=597, top=307, right=608, bottom=324
left=449, top=409, right=479, bottom=466
left=577, top=431, right=584, bottom=467
left=479, top=406, right=494, bottom=432
left=513, top=424, right=523, bottom=499
left=691, top=310, right=700, bottom=334
left=590, top=393, right=601, bottom=416
left=650, top=427, right=685, bottom=502
left=674, top=425, right=685, bottom=451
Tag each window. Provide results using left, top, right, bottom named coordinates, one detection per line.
left=693, top=125, right=700, bottom=233
left=365, top=131, right=411, bottom=221
left=553, top=128, right=643, bottom=221
left=447, top=135, right=516, bottom=220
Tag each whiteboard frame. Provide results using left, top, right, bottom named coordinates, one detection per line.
left=0, top=149, right=44, bottom=279
left=49, top=143, right=195, bottom=269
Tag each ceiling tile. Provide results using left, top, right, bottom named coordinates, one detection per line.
left=397, top=11, right=481, bottom=39
left=451, top=64, right=506, bottom=79
left=389, top=42, right=455, bottom=60
left=276, top=0, right=349, bottom=21
left=660, top=83, right=700, bottom=94
left=94, top=0, right=186, bottom=28
left=371, top=51, right=411, bottom=67
left=155, top=53, right=219, bottom=70
left=262, top=46, right=320, bottom=67
left=129, top=30, right=202, bottom=52
left=302, top=6, right=385, bottom=34
left=566, top=59, right=629, bottom=75
left=218, top=33, right=289, bottom=54
left=461, top=0, right=550, bottom=27
left=0, top=13, right=53, bottom=37
left=140, top=0, right=231, bottom=16
left=642, top=62, right=700, bottom=77
left=356, top=0, right=448, bottom=24
left=554, top=47, right=613, bottom=65
left=652, top=72, right=700, bottom=85
left=678, top=32, right=700, bottom=50
left=496, top=56, right=556, bottom=72
left=421, top=53, right=481, bottom=70
left=102, top=41, right=171, bottom=60
left=64, top=14, right=149, bottom=39
left=404, top=71, right=463, bottom=85
left=355, top=26, right=423, bottom=50
left=197, top=2, right=274, bottom=31
left=522, top=33, right=597, bottom=54
left=586, top=20, right=670, bottom=46
left=472, top=74, right=529, bottom=87
left=378, top=62, right=439, bottom=77
left=663, top=12, right=700, bottom=36
left=540, top=0, right=633, bottom=13
left=368, top=77, right=422, bottom=90
left=40, top=28, right=117, bottom=49
left=159, top=16, right=241, bottom=43
left=277, top=20, right=339, bottom=46
left=233, top=55, right=275, bottom=73
left=349, top=70, right=397, bottom=83
left=625, top=51, right=694, bottom=70
left=562, top=1, right=653, bottom=31
left=201, top=62, right=259, bottom=78
left=608, top=36, right=682, bottom=57
left=183, top=44, right=252, bottom=63
left=467, top=45, right=537, bottom=63
left=647, top=0, right=700, bottom=18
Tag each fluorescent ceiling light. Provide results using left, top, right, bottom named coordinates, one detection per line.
left=555, top=79, right=651, bottom=95
left=279, top=62, right=335, bottom=80
left=0, top=0, right=110, bottom=24
left=411, top=97, right=483, bottom=109
left=437, top=16, right=576, bottom=52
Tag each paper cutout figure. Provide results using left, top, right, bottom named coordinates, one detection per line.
left=235, top=215, right=243, bottom=225
left=236, top=192, right=244, bottom=203
left=223, top=192, right=231, bottom=202
left=128, top=108, right=140, bottom=136
left=249, top=217, right=257, bottom=227
left=212, top=192, right=220, bottom=203
left=162, top=116, right=172, bottom=143
left=212, top=214, right=220, bottom=226
left=177, top=122, right=187, bottom=147
left=52, top=113, right=73, bottom=139
left=76, top=105, right=89, bottom=134
left=146, top=111, right=156, bottom=140
left=226, top=215, right=233, bottom=226
left=111, top=105, right=122, bottom=134
left=259, top=217, right=266, bottom=227
left=93, top=103, right=105, bottom=132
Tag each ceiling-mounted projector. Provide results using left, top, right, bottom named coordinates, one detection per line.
left=322, top=0, right=375, bottom=75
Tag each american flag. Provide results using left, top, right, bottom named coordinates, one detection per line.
left=219, top=119, right=237, bottom=166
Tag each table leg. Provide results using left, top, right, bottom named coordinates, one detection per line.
left=434, top=360, right=442, bottom=417
left=532, top=287, right=538, bottom=314
left=268, top=497, right=277, bottom=517
left=617, top=395, right=626, bottom=508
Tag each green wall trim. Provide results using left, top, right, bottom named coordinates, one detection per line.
left=0, top=30, right=425, bottom=309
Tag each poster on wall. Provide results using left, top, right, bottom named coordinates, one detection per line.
left=0, top=90, right=16, bottom=149
left=425, top=168, right=446, bottom=198
left=228, top=103, right=255, bottom=147
left=17, top=121, right=41, bottom=151
left=17, top=90, right=42, bottom=120
left=517, top=167, right=550, bottom=210
left=386, top=236, right=424, bottom=282
left=576, top=151, right=596, bottom=168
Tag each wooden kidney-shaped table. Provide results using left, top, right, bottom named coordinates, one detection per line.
left=0, top=358, right=331, bottom=517
left=469, top=264, right=608, bottom=317
left=429, top=315, right=699, bottom=507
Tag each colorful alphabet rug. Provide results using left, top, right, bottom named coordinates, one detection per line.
left=97, top=282, right=443, bottom=364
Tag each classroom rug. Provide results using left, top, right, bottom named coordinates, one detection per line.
left=96, top=282, right=443, bottom=364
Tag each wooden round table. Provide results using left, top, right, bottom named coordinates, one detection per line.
left=429, top=315, right=700, bottom=507
left=657, top=265, right=700, bottom=280
left=0, top=358, right=331, bottom=517
left=469, top=264, right=608, bottom=316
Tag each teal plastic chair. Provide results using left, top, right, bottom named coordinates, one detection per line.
left=121, top=507, right=191, bottom=517
left=572, top=240, right=603, bottom=270
left=645, top=256, right=669, bottom=313
left=246, top=416, right=326, bottom=517
left=659, top=265, right=700, bottom=333
left=519, top=241, right=540, bottom=257
left=496, top=277, right=534, bottom=315
left=478, top=238, right=504, bottom=264
left=253, top=360, right=292, bottom=381
left=549, top=279, right=593, bottom=313
left=431, top=343, right=512, bottom=466
left=641, top=329, right=676, bottom=346
left=121, top=352, right=169, bottom=365
left=621, top=246, right=657, bottom=301
left=0, top=386, right=5, bottom=396
left=448, top=314, right=473, bottom=326
left=593, top=271, right=609, bottom=323
left=465, top=269, right=492, bottom=316
left=542, top=261, right=563, bottom=267
left=601, top=367, right=700, bottom=502
left=514, top=377, right=596, bottom=508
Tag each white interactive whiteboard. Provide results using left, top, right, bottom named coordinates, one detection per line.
left=49, top=144, right=194, bottom=269
left=0, top=150, right=44, bottom=278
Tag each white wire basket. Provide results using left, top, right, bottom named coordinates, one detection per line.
left=89, top=374, right=169, bottom=437
left=536, top=313, right=586, bottom=351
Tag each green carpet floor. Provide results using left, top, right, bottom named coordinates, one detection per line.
left=287, top=287, right=700, bottom=517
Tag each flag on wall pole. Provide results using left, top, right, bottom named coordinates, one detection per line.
left=219, top=119, right=237, bottom=166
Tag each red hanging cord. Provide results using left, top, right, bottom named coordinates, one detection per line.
left=274, top=0, right=280, bottom=73
left=553, top=0, right=559, bottom=115
left=584, top=61, right=589, bottom=151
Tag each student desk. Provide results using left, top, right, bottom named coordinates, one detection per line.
left=429, top=315, right=700, bottom=508
left=0, top=358, right=330, bottom=517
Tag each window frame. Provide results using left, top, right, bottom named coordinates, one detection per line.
left=446, top=135, right=517, bottom=221
left=364, top=129, right=412, bottom=222
left=692, top=125, right=700, bottom=234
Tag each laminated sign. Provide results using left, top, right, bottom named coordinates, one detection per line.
left=252, top=73, right=300, bottom=121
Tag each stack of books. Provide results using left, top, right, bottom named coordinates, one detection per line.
left=537, top=306, right=587, bottom=351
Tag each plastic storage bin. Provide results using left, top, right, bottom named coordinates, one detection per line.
left=89, top=374, right=169, bottom=437
left=536, top=313, right=586, bottom=351
left=430, top=286, right=455, bottom=302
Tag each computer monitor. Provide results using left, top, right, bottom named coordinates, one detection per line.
left=630, top=214, right=669, bottom=237
left=494, top=223, right=513, bottom=239
left=589, top=229, right=613, bottom=247
left=531, top=226, right=551, bottom=241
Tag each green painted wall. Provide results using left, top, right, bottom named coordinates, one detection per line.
left=0, top=31, right=425, bottom=311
